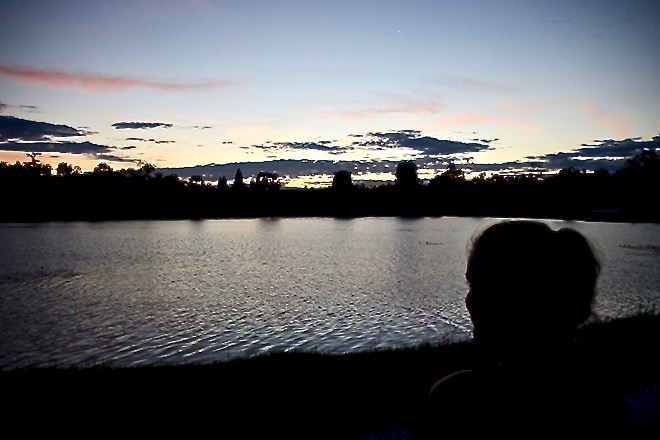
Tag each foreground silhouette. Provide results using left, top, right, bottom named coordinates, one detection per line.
left=1, top=314, right=657, bottom=439
left=416, top=220, right=641, bottom=437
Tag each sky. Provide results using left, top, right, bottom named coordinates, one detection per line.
left=1, top=0, right=659, bottom=187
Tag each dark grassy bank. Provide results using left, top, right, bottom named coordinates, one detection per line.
left=2, top=314, right=658, bottom=438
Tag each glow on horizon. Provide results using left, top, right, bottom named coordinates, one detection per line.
left=1, top=1, right=658, bottom=185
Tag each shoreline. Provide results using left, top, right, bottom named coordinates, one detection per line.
left=3, top=313, right=658, bottom=438
left=1, top=212, right=658, bottom=224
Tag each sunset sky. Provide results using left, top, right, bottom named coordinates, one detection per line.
left=1, top=0, right=658, bottom=187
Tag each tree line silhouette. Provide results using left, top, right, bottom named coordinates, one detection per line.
left=0, top=150, right=657, bottom=222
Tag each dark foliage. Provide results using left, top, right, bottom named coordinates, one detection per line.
left=0, top=150, right=657, bottom=222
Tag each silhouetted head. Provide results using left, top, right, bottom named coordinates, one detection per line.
left=465, top=220, right=600, bottom=357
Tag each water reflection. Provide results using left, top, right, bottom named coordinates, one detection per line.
left=0, top=217, right=657, bottom=370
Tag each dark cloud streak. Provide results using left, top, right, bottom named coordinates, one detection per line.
left=573, top=137, right=659, bottom=158
left=0, top=115, right=83, bottom=141
left=0, top=102, right=40, bottom=114
left=473, top=136, right=659, bottom=174
left=0, top=115, right=138, bottom=162
left=0, top=140, right=116, bottom=155
left=351, top=131, right=488, bottom=156
left=112, top=122, right=173, bottom=130
left=252, top=141, right=352, bottom=154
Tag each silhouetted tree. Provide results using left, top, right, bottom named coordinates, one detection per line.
left=1, top=149, right=658, bottom=222
left=26, top=152, right=41, bottom=165
left=615, top=148, right=659, bottom=193
left=19, top=153, right=51, bottom=177
left=332, top=170, right=353, bottom=191
left=622, top=148, right=657, bottom=171
left=137, top=160, right=156, bottom=177
left=233, top=168, right=246, bottom=190
left=443, top=161, right=465, bottom=181
left=554, top=166, right=586, bottom=181
left=613, top=148, right=659, bottom=220
left=217, top=175, right=228, bottom=190
left=94, top=162, right=113, bottom=173
left=428, top=162, right=465, bottom=190
left=593, top=168, right=610, bottom=179
left=395, top=161, right=419, bottom=190
left=119, top=167, right=140, bottom=178
left=57, top=162, right=73, bottom=176
left=472, top=172, right=488, bottom=183
left=252, top=171, right=281, bottom=190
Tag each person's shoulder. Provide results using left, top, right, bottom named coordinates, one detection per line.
left=426, top=368, right=489, bottom=413
left=428, top=369, right=474, bottom=397
left=415, top=370, right=477, bottom=439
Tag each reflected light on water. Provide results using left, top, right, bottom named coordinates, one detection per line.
left=0, top=217, right=657, bottom=370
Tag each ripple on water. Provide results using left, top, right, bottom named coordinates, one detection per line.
left=1, top=218, right=657, bottom=369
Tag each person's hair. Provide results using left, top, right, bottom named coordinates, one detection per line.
left=465, top=220, right=600, bottom=341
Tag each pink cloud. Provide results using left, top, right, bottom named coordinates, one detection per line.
left=433, top=112, right=540, bottom=132
left=325, top=95, right=444, bottom=120
left=496, top=98, right=631, bottom=138
left=0, top=64, right=240, bottom=93
left=579, top=102, right=630, bottom=139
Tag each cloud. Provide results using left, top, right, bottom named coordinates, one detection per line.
left=434, top=112, right=538, bottom=132
left=0, top=140, right=115, bottom=155
left=329, top=96, right=443, bottom=120
left=472, top=138, right=499, bottom=145
left=0, top=140, right=138, bottom=163
left=252, top=141, right=352, bottom=154
left=124, top=137, right=175, bottom=144
left=351, top=131, right=489, bottom=156
left=579, top=102, right=630, bottom=139
left=93, top=153, right=136, bottom=163
left=575, top=137, right=658, bottom=158
left=472, top=135, right=660, bottom=175
left=0, top=115, right=138, bottom=162
left=354, top=130, right=422, bottom=148
left=19, top=105, right=39, bottom=113
left=0, top=102, right=40, bottom=114
left=160, top=134, right=658, bottom=185
left=427, top=74, right=519, bottom=94
left=401, top=137, right=488, bottom=156
left=0, top=63, right=240, bottom=93
left=112, top=122, right=173, bottom=130
left=0, top=115, right=83, bottom=141
left=245, top=132, right=489, bottom=162
left=533, top=136, right=659, bottom=172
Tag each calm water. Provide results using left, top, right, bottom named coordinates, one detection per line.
left=1, top=217, right=658, bottom=370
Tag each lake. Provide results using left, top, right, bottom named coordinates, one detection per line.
left=1, top=217, right=658, bottom=370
